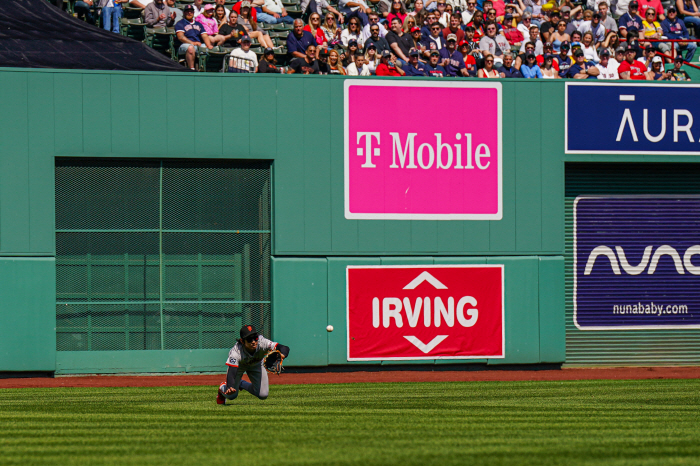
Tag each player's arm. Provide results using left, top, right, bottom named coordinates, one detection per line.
left=225, top=365, right=238, bottom=394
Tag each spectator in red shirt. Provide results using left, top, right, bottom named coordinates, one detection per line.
left=375, top=49, right=406, bottom=75
left=443, top=14, right=465, bottom=42
left=637, top=0, right=665, bottom=20
left=501, top=14, right=524, bottom=47
left=386, top=0, right=407, bottom=26
left=618, top=45, right=649, bottom=79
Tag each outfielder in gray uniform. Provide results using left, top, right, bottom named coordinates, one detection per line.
left=217, top=324, right=290, bottom=404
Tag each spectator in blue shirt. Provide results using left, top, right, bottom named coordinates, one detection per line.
left=287, top=18, right=317, bottom=59
left=520, top=53, right=543, bottom=78
left=404, top=49, right=428, bottom=75
left=443, top=34, right=468, bottom=76
left=566, top=49, right=600, bottom=79
left=175, top=5, right=214, bottom=70
left=497, top=52, right=522, bottom=77
left=619, top=0, right=644, bottom=39
left=661, top=6, right=697, bottom=62
left=425, top=49, right=447, bottom=76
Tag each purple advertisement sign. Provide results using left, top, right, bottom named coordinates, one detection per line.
left=574, top=196, right=700, bottom=330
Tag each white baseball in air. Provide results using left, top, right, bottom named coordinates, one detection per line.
left=326, top=325, right=334, bottom=332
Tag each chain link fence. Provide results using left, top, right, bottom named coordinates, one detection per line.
left=56, top=159, right=271, bottom=351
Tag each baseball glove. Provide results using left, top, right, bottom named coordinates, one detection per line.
left=263, top=350, right=285, bottom=375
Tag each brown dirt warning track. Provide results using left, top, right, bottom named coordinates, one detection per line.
left=1, top=367, right=700, bottom=389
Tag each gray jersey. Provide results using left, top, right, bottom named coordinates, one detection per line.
left=225, top=335, right=277, bottom=369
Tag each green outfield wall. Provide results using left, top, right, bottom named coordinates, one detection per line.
left=1, top=68, right=696, bottom=374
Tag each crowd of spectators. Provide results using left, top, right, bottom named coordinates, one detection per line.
left=68, top=0, right=699, bottom=78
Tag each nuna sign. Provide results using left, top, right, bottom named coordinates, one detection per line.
left=344, top=80, right=502, bottom=220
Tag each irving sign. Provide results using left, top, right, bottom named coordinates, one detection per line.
left=344, top=81, right=502, bottom=220
left=346, top=265, right=505, bottom=360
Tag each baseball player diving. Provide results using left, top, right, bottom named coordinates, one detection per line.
left=217, top=324, right=290, bottom=404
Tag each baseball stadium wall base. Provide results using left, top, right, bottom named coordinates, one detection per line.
left=2, top=69, right=700, bottom=374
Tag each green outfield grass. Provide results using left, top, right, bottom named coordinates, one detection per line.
left=1, top=379, right=699, bottom=465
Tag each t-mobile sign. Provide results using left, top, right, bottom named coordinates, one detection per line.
left=346, top=265, right=505, bottom=360
left=344, top=80, right=502, bottom=220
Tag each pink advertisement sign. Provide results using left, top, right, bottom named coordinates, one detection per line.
left=344, top=80, right=502, bottom=220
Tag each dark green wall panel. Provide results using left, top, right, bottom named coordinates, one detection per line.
left=272, top=257, right=328, bottom=366
left=326, top=257, right=380, bottom=365
left=83, top=74, right=112, bottom=155
left=27, top=73, right=56, bottom=254
left=194, top=77, right=224, bottom=158
left=514, top=84, right=542, bottom=252
left=0, top=258, right=56, bottom=371
left=489, top=83, right=516, bottom=253
left=538, top=256, right=565, bottom=363
left=303, top=79, right=332, bottom=252
left=487, top=256, right=540, bottom=365
left=53, top=73, right=83, bottom=155
left=138, top=74, right=168, bottom=156
left=111, top=74, right=141, bottom=155
left=0, top=72, right=30, bottom=254
left=166, top=75, right=194, bottom=157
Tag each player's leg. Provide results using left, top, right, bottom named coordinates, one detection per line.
left=239, top=364, right=269, bottom=400
left=219, top=369, right=244, bottom=402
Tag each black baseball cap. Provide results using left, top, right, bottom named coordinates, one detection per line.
left=183, top=4, right=194, bottom=11
left=240, top=35, right=251, bottom=42
left=573, top=49, right=584, bottom=57
left=409, top=48, right=420, bottom=56
left=675, top=55, right=684, bottom=62
left=561, top=40, right=570, bottom=50
left=240, top=324, right=258, bottom=340
left=600, top=49, right=610, bottom=57
left=629, top=0, right=639, bottom=7
left=264, top=47, right=274, bottom=55
left=668, top=5, right=677, bottom=12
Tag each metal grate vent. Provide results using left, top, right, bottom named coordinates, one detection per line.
left=56, top=159, right=271, bottom=352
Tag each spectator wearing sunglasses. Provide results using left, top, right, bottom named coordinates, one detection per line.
left=422, top=20, right=447, bottom=58
left=461, top=0, right=477, bottom=23
left=479, top=22, right=510, bottom=65
left=364, top=23, right=391, bottom=53
left=404, top=48, right=429, bottom=75
left=361, top=12, right=388, bottom=41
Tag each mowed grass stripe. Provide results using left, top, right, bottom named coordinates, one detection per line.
left=0, top=380, right=698, bottom=466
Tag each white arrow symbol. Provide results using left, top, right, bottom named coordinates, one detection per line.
left=403, top=271, right=448, bottom=290
left=404, top=335, right=448, bottom=354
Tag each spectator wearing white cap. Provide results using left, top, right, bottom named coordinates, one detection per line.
left=646, top=55, right=674, bottom=79
left=594, top=49, right=619, bottom=78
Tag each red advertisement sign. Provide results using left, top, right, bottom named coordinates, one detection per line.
left=346, top=266, right=505, bottom=361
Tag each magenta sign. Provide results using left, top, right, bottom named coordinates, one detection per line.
left=344, top=80, right=502, bottom=220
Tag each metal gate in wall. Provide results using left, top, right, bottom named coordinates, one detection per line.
left=565, top=162, right=700, bottom=366
left=55, top=159, right=271, bottom=351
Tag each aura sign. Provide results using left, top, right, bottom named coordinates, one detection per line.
left=566, top=83, right=700, bottom=155
left=346, top=265, right=505, bottom=360
left=574, top=196, right=700, bottom=330
left=344, top=81, right=502, bottom=220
